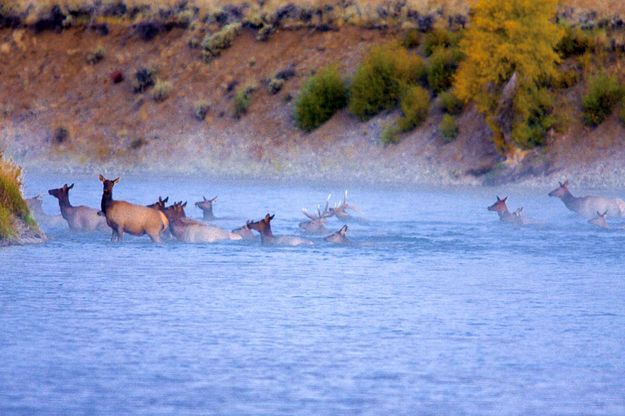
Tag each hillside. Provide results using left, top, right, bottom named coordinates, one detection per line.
left=2, top=1, right=625, bottom=186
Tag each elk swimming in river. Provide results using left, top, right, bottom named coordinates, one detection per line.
left=487, top=196, right=525, bottom=225
left=299, top=194, right=333, bottom=234
left=165, top=201, right=241, bottom=243
left=195, top=196, right=218, bottom=221
left=548, top=180, right=625, bottom=219
left=247, top=214, right=313, bottom=246
left=48, top=184, right=108, bottom=232
left=588, top=210, right=609, bottom=229
left=26, top=194, right=66, bottom=228
left=324, top=225, right=349, bottom=244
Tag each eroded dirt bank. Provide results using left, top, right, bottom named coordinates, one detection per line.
left=2, top=23, right=625, bottom=187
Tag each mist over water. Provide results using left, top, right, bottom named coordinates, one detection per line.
left=1, top=174, right=625, bottom=415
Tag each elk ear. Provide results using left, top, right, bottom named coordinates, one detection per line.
left=163, top=196, right=169, bottom=203
left=211, top=196, right=218, bottom=202
left=502, top=196, right=508, bottom=202
left=99, top=174, right=105, bottom=182
left=113, top=177, right=120, bottom=184
left=182, top=201, right=187, bottom=207
left=203, top=196, right=207, bottom=201
left=496, top=195, right=501, bottom=201
left=68, top=183, right=74, bottom=190
left=269, top=214, right=275, bottom=220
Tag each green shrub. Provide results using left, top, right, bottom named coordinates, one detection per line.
left=86, top=45, right=105, bottom=65
left=348, top=43, right=426, bottom=121
left=151, top=79, right=172, bottom=102
left=397, top=85, right=430, bottom=131
left=556, top=26, right=592, bottom=58
left=402, top=29, right=420, bottom=49
left=512, top=88, right=556, bottom=148
left=294, top=66, right=348, bottom=131
left=582, top=74, right=624, bottom=127
left=440, top=114, right=458, bottom=142
left=438, top=90, right=463, bottom=115
left=268, top=78, right=284, bottom=95
left=380, top=124, right=401, bottom=146
left=233, top=87, right=252, bottom=119
left=422, top=28, right=462, bottom=56
left=194, top=100, right=210, bottom=120
left=202, top=23, right=241, bottom=61
left=426, top=47, right=463, bottom=93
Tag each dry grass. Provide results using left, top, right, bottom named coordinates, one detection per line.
left=7, top=0, right=623, bottom=17
left=0, top=154, right=33, bottom=239
left=562, top=0, right=625, bottom=16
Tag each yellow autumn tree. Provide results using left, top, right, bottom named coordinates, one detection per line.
left=454, top=0, right=563, bottom=152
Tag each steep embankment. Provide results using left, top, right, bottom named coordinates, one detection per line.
left=1, top=3, right=625, bottom=186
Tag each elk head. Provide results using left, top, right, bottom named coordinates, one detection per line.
left=548, top=180, right=570, bottom=198
left=48, top=183, right=74, bottom=200
left=147, top=196, right=169, bottom=211
left=487, top=196, right=508, bottom=213
left=247, top=213, right=274, bottom=235
left=99, top=175, right=120, bottom=193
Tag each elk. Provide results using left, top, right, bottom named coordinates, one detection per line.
left=324, top=225, right=349, bottom=244
left=548, top=180, right=625, bottom=219
left=195, top=196, right=218, bottom=221
left=588, top=210, right=609, bottom=229
left=487, top=196, right=525, bottom=225
left=99, top=175, right=169, bottom=243
left=26, top=194, right=65, bottom=228
left=299, top=195, right=333, bottom=234
left=146, top=196, right=168, bottom=210
left=48, top=184, right=108, bottom=232
left=231, top=223, right=257, bottom=240
left=328, top=190, right=359, bottom=221
left=247, top=213, right=313, bottom=246
left=165, top=201, right=241, bottom=243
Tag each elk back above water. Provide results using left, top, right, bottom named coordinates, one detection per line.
left=247, top=213, right=313, bottom=246
left=166, top=202, right=241, bottom=243
left=549, top=180, right=625, bottom=219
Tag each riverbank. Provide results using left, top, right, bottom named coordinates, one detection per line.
left=2, top=1, right=625, bottom=187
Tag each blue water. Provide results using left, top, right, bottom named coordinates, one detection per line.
left=1, top=174, right=625, bottom=415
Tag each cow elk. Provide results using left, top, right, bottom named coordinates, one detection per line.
left=48, top=184, right=108, bottom=232
left=99, top=175, right=169, bottom=243
left=549, top=180, right=625, bottom=219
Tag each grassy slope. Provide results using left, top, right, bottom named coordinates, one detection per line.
left=0, top=154, right=43, bottom=244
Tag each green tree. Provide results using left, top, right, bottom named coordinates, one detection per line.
left=453, top=0, right=562, bottom=152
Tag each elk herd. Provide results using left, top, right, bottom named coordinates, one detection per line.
left=488, top=180, right=625, bottom=228
left=25, top=176, right=625, bottom=245
left=27, top=175, right=359, bottom=246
